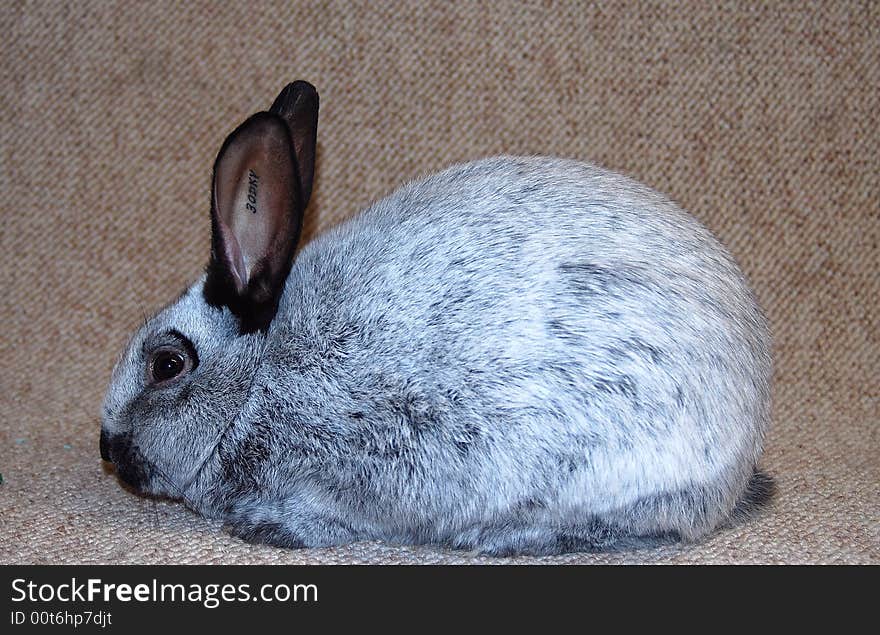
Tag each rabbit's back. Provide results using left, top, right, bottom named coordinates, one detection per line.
left=261, top=156, right=771, bottom=545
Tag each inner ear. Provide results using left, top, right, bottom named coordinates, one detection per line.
left=205, top=112, right=303, bottom=333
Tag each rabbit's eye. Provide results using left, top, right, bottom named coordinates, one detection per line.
left=151, top=350, right=188, bottom=383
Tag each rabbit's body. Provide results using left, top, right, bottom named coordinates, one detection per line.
left=101, top=84, right=773, bottom=556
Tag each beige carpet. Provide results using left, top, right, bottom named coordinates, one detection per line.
left=1, top=1, right=877, bottom=564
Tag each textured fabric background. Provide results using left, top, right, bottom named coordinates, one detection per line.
left=1, top=1, right=877, bottom=564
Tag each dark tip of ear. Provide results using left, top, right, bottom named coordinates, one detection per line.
left=270, top=81, right=319, bottom=117
left=269, top=81, right=319, bottom=207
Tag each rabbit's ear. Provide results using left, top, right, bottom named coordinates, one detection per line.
left=204, top=112, right=304, bottom=333
left=269, top=81, right=319, bottom=208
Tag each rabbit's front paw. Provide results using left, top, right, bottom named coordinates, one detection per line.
left=224, top=498, right=359, bottom=549
left=226, top=519, right=307, bottom=548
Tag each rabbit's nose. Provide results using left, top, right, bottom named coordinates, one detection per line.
left=100, top=429, right=111, bottom=461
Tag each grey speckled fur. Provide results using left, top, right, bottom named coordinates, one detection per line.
left=102, top=95, right=773, bottom=556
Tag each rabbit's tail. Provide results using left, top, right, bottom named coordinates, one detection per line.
left=730, top=468, right=776, bottom=523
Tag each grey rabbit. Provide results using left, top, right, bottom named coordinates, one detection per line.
left=100, top=81, right=774, bottom=556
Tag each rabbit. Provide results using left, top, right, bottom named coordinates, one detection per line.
left=100, top=81, right=775, bottom=556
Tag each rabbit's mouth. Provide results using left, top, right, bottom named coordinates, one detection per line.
left=100, top=430, right=151, bottom=492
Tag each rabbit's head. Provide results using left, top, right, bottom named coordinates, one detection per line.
left=100, top=82, right=319, bottom=509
